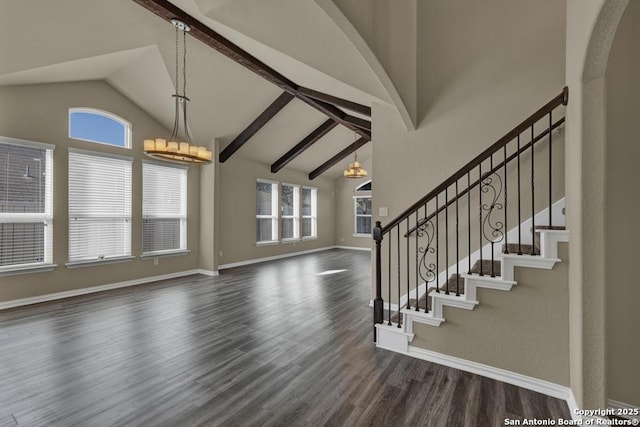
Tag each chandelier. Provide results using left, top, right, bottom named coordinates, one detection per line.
left=344, top=134, right=367, bottom=178
left=144, top=19, right=212, bottom=164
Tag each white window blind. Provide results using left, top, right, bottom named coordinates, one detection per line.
left=354, top=196, right=372, bottom=235
left=281, top=184, right=299, bottom=240
left=0, top=137, right=54, bottom=271
left=302, top=187, right=317, bottom=238
left=142, top=162, right=187, bottom=255
left=256, top=180, right=278, bottom=243
left=68, top=149, right=132, bottom=263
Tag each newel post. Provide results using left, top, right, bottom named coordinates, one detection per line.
left=373, top=221, right=384, bottom=342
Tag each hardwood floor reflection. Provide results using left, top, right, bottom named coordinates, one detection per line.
left=0, top=249, right=570, bottom=426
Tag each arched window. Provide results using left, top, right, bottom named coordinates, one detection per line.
left=69, top=108, right=131, bottom=148
left=355, top=180, right=372, bottom=192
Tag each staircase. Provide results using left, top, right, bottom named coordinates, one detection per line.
left=372, top=87, right=570, bottom=355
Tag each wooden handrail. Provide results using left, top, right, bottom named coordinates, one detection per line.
left=382, top=87, right=568, bottom=235
left=404, top=116, right=565, bottom=237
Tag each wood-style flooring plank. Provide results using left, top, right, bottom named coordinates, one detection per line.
left=0, top=249, right=570, bottom=426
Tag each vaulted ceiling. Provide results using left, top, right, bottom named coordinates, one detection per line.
left=0, top=0, right=392, bottom=178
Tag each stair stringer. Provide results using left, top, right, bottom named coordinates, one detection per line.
left=375, top=228, right=570, bottom=352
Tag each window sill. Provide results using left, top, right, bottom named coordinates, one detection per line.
left=281, top=238, right=301, bottom=244
left=0, top=263, right=57, bottom=277
left=66, top=256, right=135, bottom=269
left=302, top=236, right=318, bottom=241
left=256, top=241, right=279, bottom=247
left=141, top=250, right=190, bottom=258
left=353, top=233, right=372, bottom=238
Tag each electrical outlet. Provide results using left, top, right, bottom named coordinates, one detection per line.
left=153, top=257, right=159, bottom=266
left=219, top=250, right=223, bottom=257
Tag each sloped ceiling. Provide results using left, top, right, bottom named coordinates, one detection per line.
left=0, top=0, right=382, bottom=178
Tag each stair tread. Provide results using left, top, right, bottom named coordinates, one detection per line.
left=535, top=225, right=566, bottom=231
left=502, top=243, right=538, bottom=255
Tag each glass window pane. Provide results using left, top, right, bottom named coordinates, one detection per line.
left=69, top=110, right=129, bottom=148
left=356, top=198, right=371, bottom=215
left=256, top=182, right=273, bottom=215
left=302, top=188, right=312, bottom=216
left=281, top=185, right=294, bottom=216
left=356, top=216, right=372, bottom=234
left=282, top=218, right=294, bottom=239
left=256, top=218, right=273, bottom=242
left=302, top=218, right=312, bottom=237
left=0, top=222, right=45, bottom=266
left=143, top=218, right=182, bottom=253
left=0, top=144, right=47, bottom=214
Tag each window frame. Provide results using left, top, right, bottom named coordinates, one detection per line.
left=141, top=160, right=189, bottom=257
left=353, top=195, right=373, bottom=237
left=0, top=136, right=56, bottom=275
left=68, top=108, right=132, bottom=149
left=280, top=183, right=300, bottom=242
left=256, top=179, right=279, bottom=245
left=301, top=186, right=318, bottom=240
left=66, top=148, right=134, bottom=267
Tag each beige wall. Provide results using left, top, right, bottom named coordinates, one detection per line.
left=218, top=156, right=335, bottom=266
left=413, top=244, right=570, bottom=386
left=334, top=154, right=372, bottom=250
left=605, top=0, right=640, bottom=406
left=0, top=81, right=201, bottom=303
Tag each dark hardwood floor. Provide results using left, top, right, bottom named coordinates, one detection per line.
left=0, top=249, right=570, bottom=426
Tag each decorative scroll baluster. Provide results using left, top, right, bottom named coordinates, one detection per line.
left=417, top=207, right=435, bottom=313
left=480, top=155, right=504, bottom=277
left=436, top=195, right=440, bottom=293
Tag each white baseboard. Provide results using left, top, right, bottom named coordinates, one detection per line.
left=334, top=245, right=372, bottom=252
left=406, top=346, right=571, bottom=401
left=196, top=269, right=219, bottom=276
left=219, top=246, right=340, bottom=270
left=0, top=269, right=205, bottom=311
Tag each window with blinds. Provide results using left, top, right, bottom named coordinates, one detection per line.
left=142, top=162, right=187, bottom=255
left=281, top=184, right=299, bottom=241
left=256, top=180, right=278, bottom=243
left=68, top=149, right=132, bottom=264
left=0, top=137, right=54, bottom=271
left=302, top=186, right=317, bottom=239
left=354, top=196, right=372, bottom=236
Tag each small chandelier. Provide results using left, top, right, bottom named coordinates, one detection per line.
left=344, top=134, right=367, bottom=178
left=144, top=19, right=212, bottom=164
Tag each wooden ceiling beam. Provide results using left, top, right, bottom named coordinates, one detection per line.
left=343, top=114, right=371, bottom=131
left=132, top=0, right=372, bottom=141
left=298, top=87, right=371, bottom=116
left=219, top=92, right=294, bottom=163
left=308, top=137, right=369, bottom=180
left=271, top=119, right=338, bottom=173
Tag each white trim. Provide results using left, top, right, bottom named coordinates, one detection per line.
left=68, top=147, right=133, bottom=162
left=196, top=269, right=219, bottom=277
left=353, top=233, right=372, bottom=238
left=65, top=256, right=135, bottom=269
left=0, top=263, right=57, bottom=277
left=256, top=241, right=279, bottom=247
left=141, top=250, right=190, bottom=258
left=407, top=346, right=572, bottom=401
left=0, top=135, right=56, bottom=151
left=566, top=390, right=582, bottom=421
left=219, top=246, right=336, bottom=270
left=334, top=245, right=371, bottom=252
left=608, top=399, right=640, bottom=421
left=0, top=269, right=205, bottom=311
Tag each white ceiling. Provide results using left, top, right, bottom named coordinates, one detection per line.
left=0, top=0, right=382, bottom=178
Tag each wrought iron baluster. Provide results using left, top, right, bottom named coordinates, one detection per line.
left=479, top=163, right=483, bottom=276
left=397, top=226, right=401, bottom=328
left=388, top=236, right=392, bottom=325
left=415, top=208, right=419, bottom=311
left=531, top=125, right=536, bottom=256
left=455, top=180, right=460, bottom=296
left=517, top=135, right=522, bottom=255
left=548, top=111, right=553, bottom=227
left=445, top=187, right=449, bottom=295
left=468, top=172, right=471, bottom=274
left=503, top=144, right=508, bottom=254
left=406, top=218, right=410, bottom=310
left=436, top=195, right=440, bottom=293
